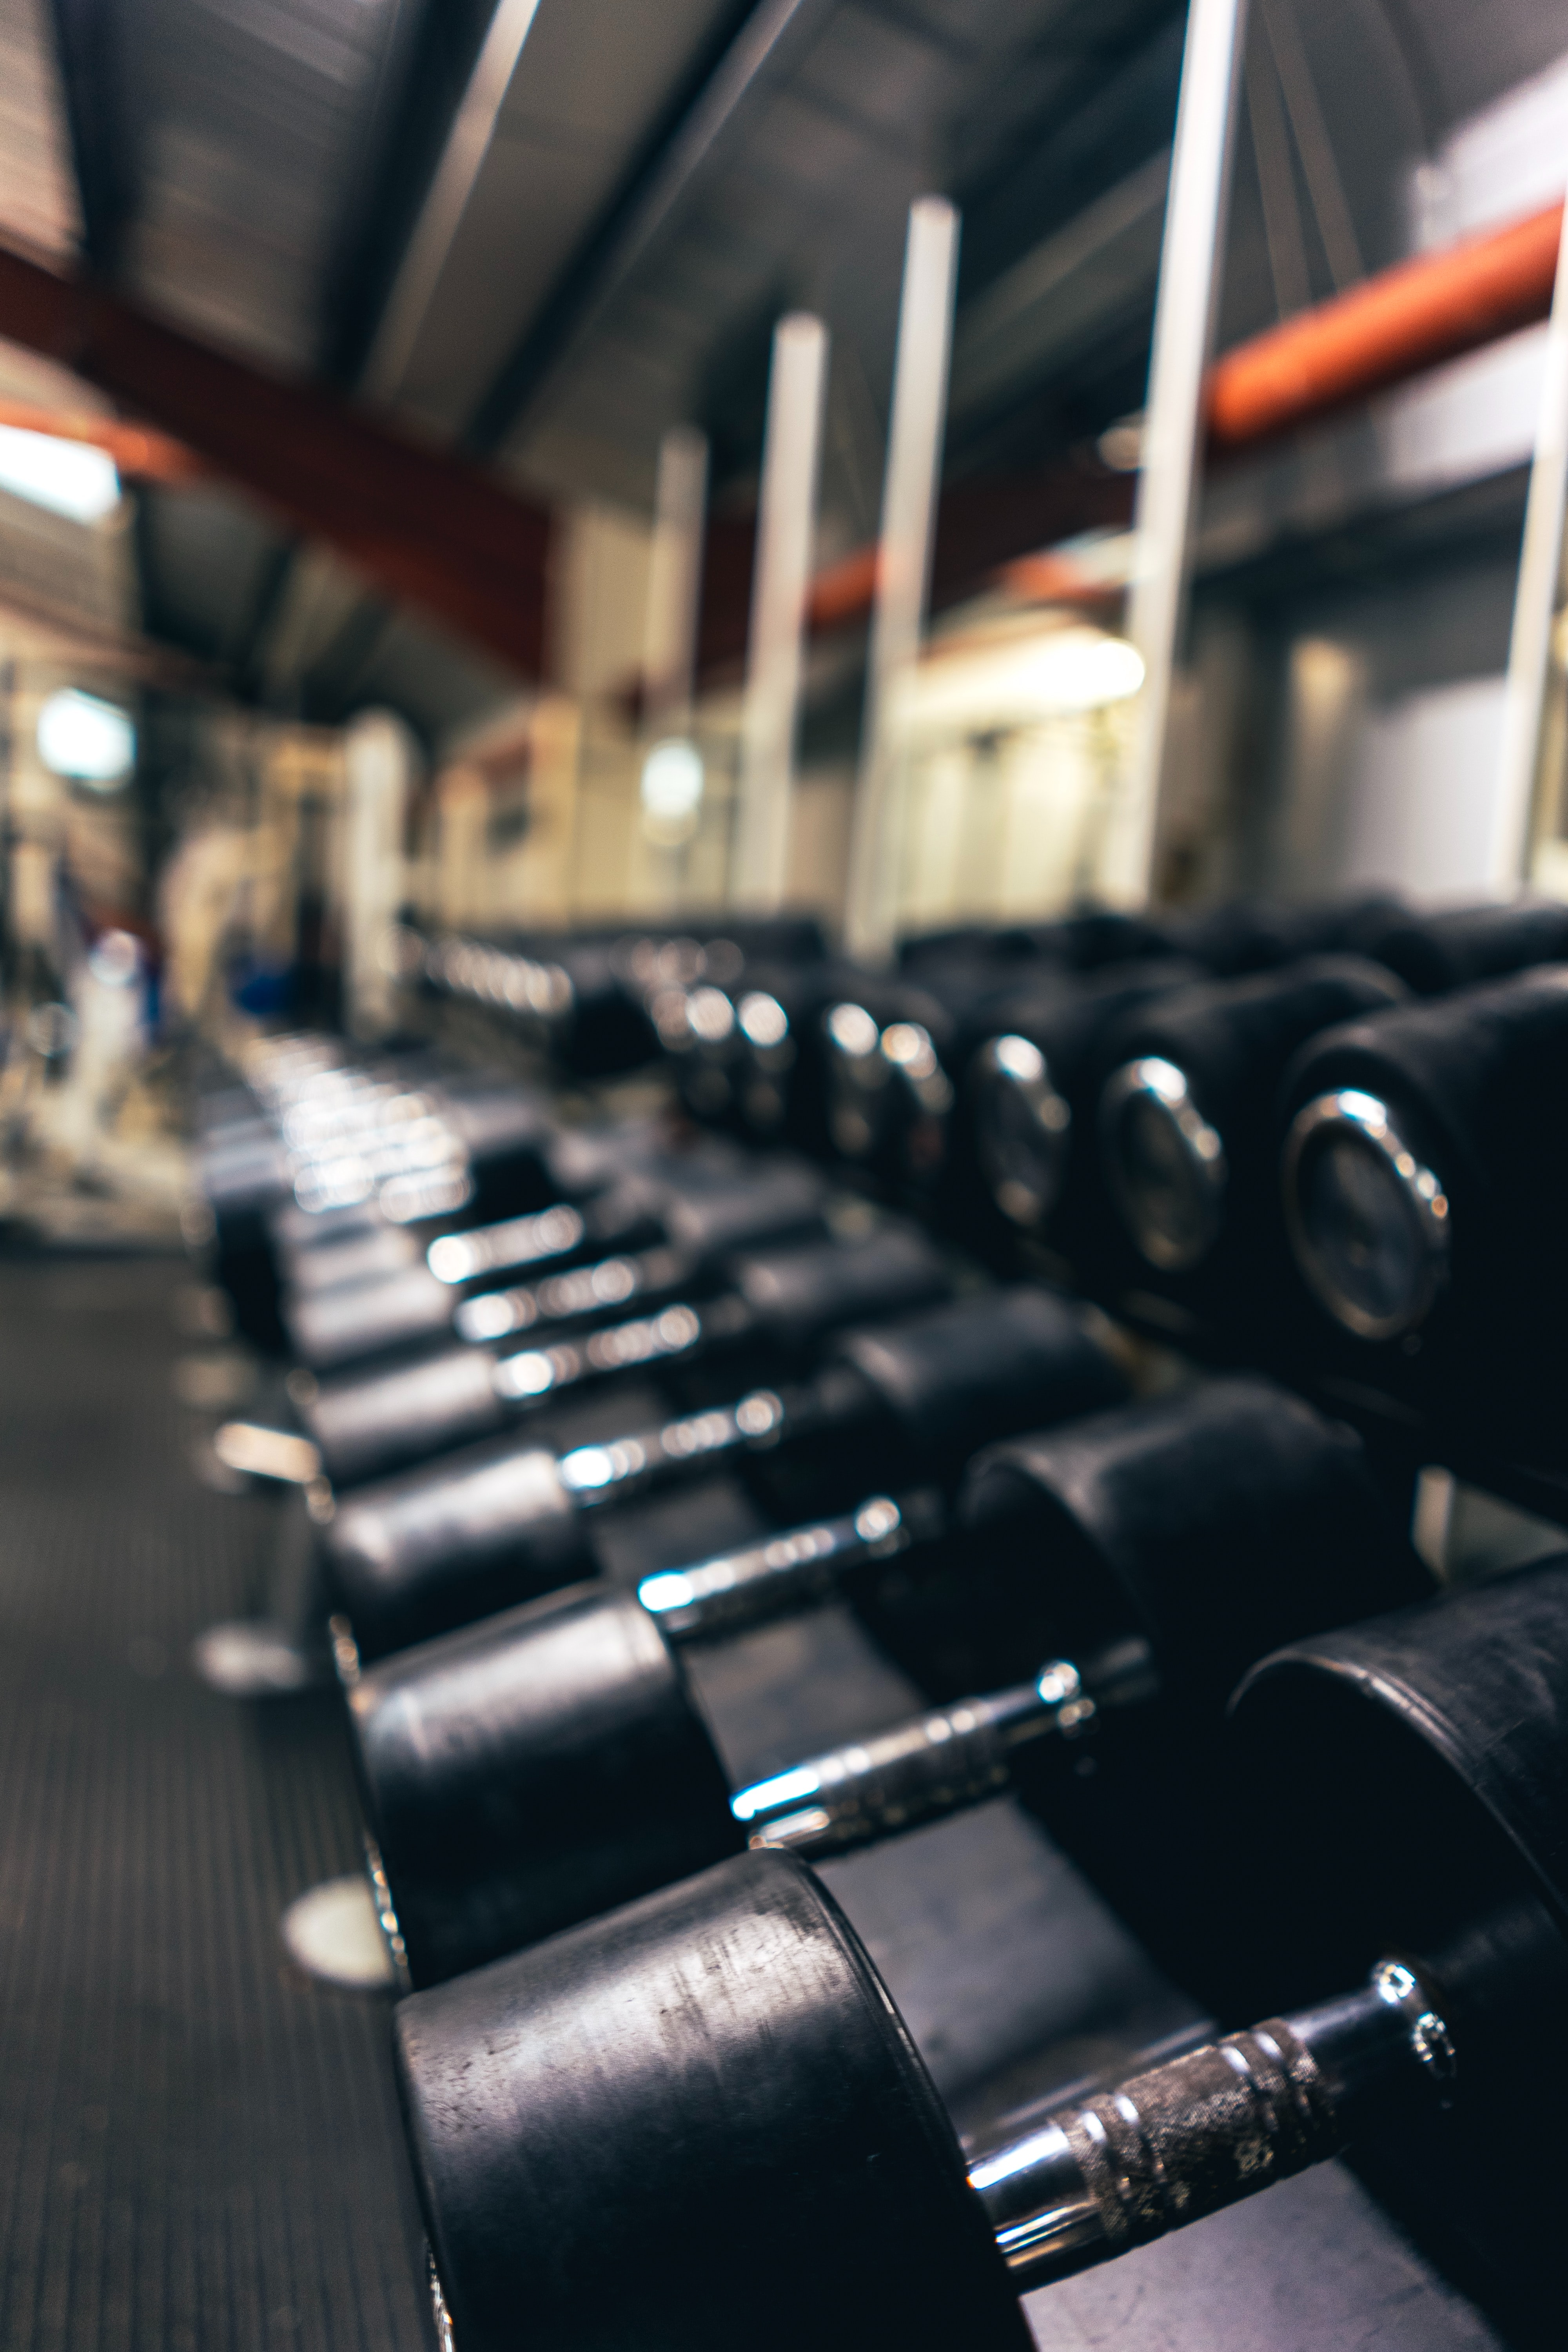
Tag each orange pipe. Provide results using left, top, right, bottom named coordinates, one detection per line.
left=807, top=544, right=880, bottom=631
left=806, top=201, right=1565, bottom=639
left=1205, top=201, right=1564, bottom=450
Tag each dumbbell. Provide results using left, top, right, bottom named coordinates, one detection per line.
left=1343, top=891, right=1568, bottom=995
left=264, top=1100, right=673, bottom=1296
left=419, top=915, right=828, bottom=1078
left=940, top=956, right=1203, bottom=1256
left=1279, top=964, right=1568, bottom=1437
left=343, top=1374, right=1426, bottom=1989
left=281, top=1147, right=828, bottom=1374
left=194, top=1052, right=564, bottom=1350
left=1094, top=956, right=1406, bottom=1338
left=393, top=1552, right=1568, bottom=2352
left=815, top=964, right=1042, bottom=1192
left=665, top=950, right=1024, bottom=1170
left=322, top=1284, right=1127, bottom=1662
left=242, top=1037, right=551, bottom=1225
left=898, top=907, right=1180, bottom=979
left=661, top=956, right=931, bottom=1161
left=1162, top=891, right=1408, bottom=977
left=821, top=904, right=1405, bottom=1228
left=193, top=1036, right=461, bottom=1252
left=295, top=1222, right=949, bottom=1488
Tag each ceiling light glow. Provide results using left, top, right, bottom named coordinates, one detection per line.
left=896, top=626, right=1147, bottom=736
left=0, top=426, right=120, bottom=522
left=641, top=738, right=705, bottom=842
left=37, top=690, right=137, bottom=786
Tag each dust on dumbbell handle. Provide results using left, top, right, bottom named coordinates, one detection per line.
left=969, top=1958, right=1456, bottom=2293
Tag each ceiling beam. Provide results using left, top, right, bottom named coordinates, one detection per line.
left=46, top=0, right=133, bottom=272
left=0, top=242, right=555, bottom=679
left=465, top=0, right=836, bottom=456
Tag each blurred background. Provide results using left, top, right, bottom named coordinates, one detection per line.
left=1, top=0, right=1567, bottom=1210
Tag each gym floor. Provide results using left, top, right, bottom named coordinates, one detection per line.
left=0, top=1247, right=1513, bottom=2350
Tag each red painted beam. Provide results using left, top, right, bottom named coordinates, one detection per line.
left=0, top=243, right=554, bottom=677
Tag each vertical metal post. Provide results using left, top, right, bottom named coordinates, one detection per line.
left=640, top=425, right=710, bottom=916
left=1490, top=198, right=1568, bottom=889
left=1102, top=0, right=1251, bottom=907
left=843, top=197, right=960, bottom=962
left=342, top=710, right=416, bottom=1038
left=731, top=314, right=829, bottom=910
left=643, top=426, right=710, bottom=741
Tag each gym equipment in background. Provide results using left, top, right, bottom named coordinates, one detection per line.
left=294, top=1223, right=948, bottom=1488
left=1279, top=963, right=1568, bottom=1441
left=414, top=913, right=828, bottom=1078
left=281, top=1152, right=829, bottom=1374
left=1095, top=957, right=1405, bottom=1337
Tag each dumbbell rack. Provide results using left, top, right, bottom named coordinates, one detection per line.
left=214, top=1003, right=1540, bottom=2348
left=1080, top=1255, right=1568, bottom=1548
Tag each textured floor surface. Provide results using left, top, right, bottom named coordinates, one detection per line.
left=0, top=1249, right=428, bottom=2352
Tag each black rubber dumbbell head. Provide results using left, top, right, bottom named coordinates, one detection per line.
left=396, top=1849, right=1031, bottom=2352
left=1278, top=967, right=1568, bottom=1417
left=1229, top=1555, right=1568, bottom=2319
left=960, top=957, right=1202, bottom=1245
left=351, top=1582, right=742, bottom=1987
left=959, top=1375, right=1430, bottom=1716
left=1343, top=894, right=1568, bottom=996
left=1097, top=956, right=1404, bottom=1294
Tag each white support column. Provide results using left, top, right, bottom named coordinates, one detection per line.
left=1101, top=0, right=1251, bottom=907
left=1491, top=197, right=1568, bottom=890
left=843, top=197, right=960, bottom=963
left=643, top=426, right=710, bottom=740
left=731, top=314, right=829, bottom=911
left=343, top=710, right=417, bottom=1037
left=639, top=426, right=712, bottom=914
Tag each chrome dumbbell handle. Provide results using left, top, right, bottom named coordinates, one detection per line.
left=454, top=1242, right=688, bottom=1341
left=971, top=1960, right=1455, bottom=2292
left=430, top=1204, right=590, bottom=1288
left=637, top=1487, right=947, bottom=1640
left=488, top=1294, right=756, bottom=1409
left=731, top=1657, right=1114, bottom=1860
left=555, top=1367, right=864, bottom=1509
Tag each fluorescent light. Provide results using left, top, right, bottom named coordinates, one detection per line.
left=0, top=425, right=120, bottom=522
left=641, top=738, right=705, bottom=844
left=37, top=690, right=136, bottom=786
left=895, top=625, right=1146, bottom=735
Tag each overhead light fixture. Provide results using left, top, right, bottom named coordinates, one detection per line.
left=1097, top=414, right=1145, bottom=472
left=640, top=737, right=704, bottom=842
left=37, top=689, right=137, bottom=787
left=0, top=425, right=120, bottom=522
left=895, top=625, right=1146, bottom=737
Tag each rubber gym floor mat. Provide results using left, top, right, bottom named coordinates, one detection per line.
left=0, top=1249, right=428, bottom=2352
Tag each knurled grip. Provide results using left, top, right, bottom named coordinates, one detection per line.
left=1055, top=2020, right=1341, bottom=2249
left=738, top=1678, right=1068, bottom=1857
left=804, top=1702, right=1018, bottom=1847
